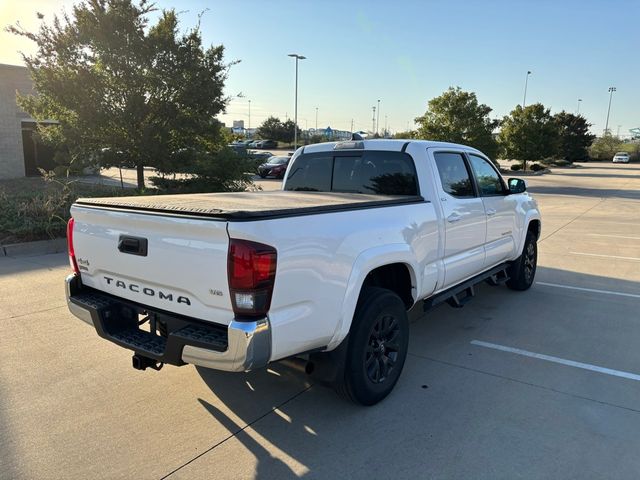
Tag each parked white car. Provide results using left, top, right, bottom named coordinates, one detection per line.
left=613, top=152, right=630, bottom=163
left=65, top=139, right=541, bottom=405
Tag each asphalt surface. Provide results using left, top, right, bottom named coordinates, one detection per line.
left=1, top=162, right=639, bottom=479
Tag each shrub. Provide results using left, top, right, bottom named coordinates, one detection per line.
left=510, top=163, right=523, bottom=171
left=0, top=174, right=136, bottom=244
left=530, top=163, right=545, bottom=172
left=150, top=148, right=257, bottom=193
left=553, top=159, right=571, bottom=167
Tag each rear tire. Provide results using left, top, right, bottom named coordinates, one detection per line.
left=335, top=287, right=409, bottom=405
left=507, top=231, right=537, bottom=291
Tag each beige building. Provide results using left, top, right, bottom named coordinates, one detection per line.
left=0, top=63, right=46, bottom=179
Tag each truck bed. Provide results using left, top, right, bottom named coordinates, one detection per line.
left=75, top=191, right=424, bottom=220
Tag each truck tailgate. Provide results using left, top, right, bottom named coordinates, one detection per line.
left=70, top=204, right=232, bottom=324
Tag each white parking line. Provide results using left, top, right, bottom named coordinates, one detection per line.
left=587, top=233, right=640, bottom=241
left=569, top=252, right=640, bottom=261
left=536, top=282, right=640, bottom=299
left=471, top=340, right=640, bottom=382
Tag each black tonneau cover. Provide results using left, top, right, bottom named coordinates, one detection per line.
left=74, top=191, right=424, bottom=220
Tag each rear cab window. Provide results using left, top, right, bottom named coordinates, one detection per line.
left=285, top=150, right=419, bottom=196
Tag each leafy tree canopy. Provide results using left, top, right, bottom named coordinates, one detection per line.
left=588, top=134, right=623, bottom=161
left=8, top=0, right=232, bottom=189
left=498, top=103, right=559, bottom=169
left=256, top=116, right=300, bottom=144
left=256, top=116, right=282, bottom=141
left=414, top=87, right=499, bottom=159
left=554, top=111, right=595, bottom=161
left=394, top=130, right=417, bottom=139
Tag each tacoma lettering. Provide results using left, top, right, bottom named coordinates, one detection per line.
left=102, top=276, right=191, bottom=305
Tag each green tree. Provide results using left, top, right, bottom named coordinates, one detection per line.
left=150, top=147, right=257, bottom=193
left=394, top=130, right=417, bottom=139
left=414, top=87, right=499, bottom=159
left=554, top=111, right=595, bottom=161
left=8, top=0, right=232, bottom=189
left=280, top=119, right=301, bottom=144
left=588, top=134, right=623, bottom=161
left=257, top=116, right=283, bottom=140
left=499, top=103, right=560, bottom=170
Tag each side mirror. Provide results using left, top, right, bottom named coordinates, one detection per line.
left=508, top=178, right=527, bottom=194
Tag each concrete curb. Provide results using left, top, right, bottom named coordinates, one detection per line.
left=1, top=238, right=67, bottom=257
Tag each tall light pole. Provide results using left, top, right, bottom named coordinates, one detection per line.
left=315, top=107, right=318, bottom=131
left=288, top=53, right=306, bottom=150
left=376, top=99, right=381, bottom=136
left=522, top=70, right=532, bottom=108
left=576, top=98, right=582, bottom=115
left=372, top=106, right=376, bottom=134
left=248, top=99, right=251, bottom=133
left=604, top=86, right=616, bottom=135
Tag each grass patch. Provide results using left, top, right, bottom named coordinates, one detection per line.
left=0, top=176, right=137, bottom=244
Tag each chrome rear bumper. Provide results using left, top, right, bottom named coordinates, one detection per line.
left=65, top=274, right=271, bottom=372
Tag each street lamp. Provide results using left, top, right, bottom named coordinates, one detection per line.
left=576, top=98, right=582, bottom=115
left=376, top=99, right=381, bottom=136
left=522, top=70, right=532, bottom=108
left=248, top=99, right=251, bottom=133
left=604, top=86, right=616, bottom=135
left=288, top=53, right=306, bottom=150
left=371, top=106, right=376, bottom=134
left=315, top=107, right=318, bottom=131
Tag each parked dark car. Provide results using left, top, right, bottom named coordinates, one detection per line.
left=228, top=144, right=249, bottom=156
left=248, top=150, right=274, bottom=162
left=258, top=155, right=290, bottom=178
left=257, top=139, right=278, bottom=149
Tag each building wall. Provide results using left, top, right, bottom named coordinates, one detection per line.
left=0, top=64, right=34, bottom=179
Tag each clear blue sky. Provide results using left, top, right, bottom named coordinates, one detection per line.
left=2, top=0, right=639, bottom=135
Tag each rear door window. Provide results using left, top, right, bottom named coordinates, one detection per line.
left=433, top=152, right=475, bottom=198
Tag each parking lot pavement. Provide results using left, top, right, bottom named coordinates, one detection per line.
left=1, top=162, right=639, bottom=479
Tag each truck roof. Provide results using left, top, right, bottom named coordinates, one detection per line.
left=301, top=139, right=484, bottom=155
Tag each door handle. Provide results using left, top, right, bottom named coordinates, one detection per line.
left=447, top=213, right=462, bottom=223
left=118, top=235, right=148, bottom=256
left=486, top=209, right=497, bottom=216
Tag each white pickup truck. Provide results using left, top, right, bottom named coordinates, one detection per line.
left=65, top=139, right=541, bottom=405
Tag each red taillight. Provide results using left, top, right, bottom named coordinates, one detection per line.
left=67, top=218, right=80, bottom=275
left=228, top=239, right=277, bottom=318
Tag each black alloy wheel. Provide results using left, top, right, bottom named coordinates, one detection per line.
left=365, top=313, right=401, bottom=384
left=336, top=287, right=409, bottom=405
left=507, top=231, right=537, bottom=291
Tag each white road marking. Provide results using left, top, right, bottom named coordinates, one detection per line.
left=569, top=251, right=640, bottom=261
left=587, top=233, right=640, bottom=241
left=471, top=340, right=640, bottom=382
left=536, top=282, right=640, bottom=299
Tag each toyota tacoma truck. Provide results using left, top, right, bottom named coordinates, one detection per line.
left=65, top=139, right=541, bottom=405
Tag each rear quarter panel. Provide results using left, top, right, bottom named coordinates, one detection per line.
left=228, top=200, right=440, bottom=360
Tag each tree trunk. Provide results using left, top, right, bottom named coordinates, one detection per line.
left=136, top=163, right=145, bottom=190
